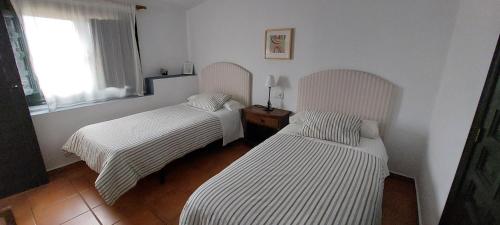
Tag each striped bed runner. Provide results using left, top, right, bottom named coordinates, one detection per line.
left=180, top=133, right=389, bottom=225
left=63, top=104, right=222, bottom=205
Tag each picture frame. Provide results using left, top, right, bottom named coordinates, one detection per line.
left=183, top=62, right=194, bottom=75
left=265, top=28, right=294, bottom=60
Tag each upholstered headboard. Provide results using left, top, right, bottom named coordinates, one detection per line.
left=297, top=69, right=395, bottom=135
left=199, top=62, right=252, bottom=106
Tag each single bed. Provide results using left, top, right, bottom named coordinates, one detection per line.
left=180, top=69, right=395, bottom=225
left=62, top=62, right=252, bottom=205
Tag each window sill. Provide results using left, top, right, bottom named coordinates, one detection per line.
left=29, top=74, right=196, bottom=116
left=29, top=95, right=150, bottom=116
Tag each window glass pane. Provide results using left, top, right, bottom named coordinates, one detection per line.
left=23, top=16, right=96, bottom=98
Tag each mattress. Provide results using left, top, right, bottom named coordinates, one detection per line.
left=180, top=128, right=389, bottom=225
left=63, top=104, right=226, bottom=205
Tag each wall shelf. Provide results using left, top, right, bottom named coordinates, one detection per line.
left=144, top=74, right=196, bottom=95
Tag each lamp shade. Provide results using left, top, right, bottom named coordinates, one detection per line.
left=265, top=75, right=275, bottom=87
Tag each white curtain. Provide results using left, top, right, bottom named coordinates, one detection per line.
left=10, top=0, right=143, bottom=111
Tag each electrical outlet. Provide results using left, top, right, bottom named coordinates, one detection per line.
left=271, top=89, right=284, bottom=99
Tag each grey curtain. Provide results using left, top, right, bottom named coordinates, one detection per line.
left=91, top=19, right=140, bottom=96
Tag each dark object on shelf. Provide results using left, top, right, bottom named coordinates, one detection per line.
left=241, top=105, right=291, bottom=146
left=144, top=74, right=197, bottom=95
left=135, top=5, right=147, bottom=10
left=160, top=68, right=168, bottom=76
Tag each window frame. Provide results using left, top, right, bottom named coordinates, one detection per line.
left=1, top=1, right=46, bottom=107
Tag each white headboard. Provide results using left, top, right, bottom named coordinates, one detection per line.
left=199, top=62, right=252, bottom=106
left=298, top=69, right=395, bottom=135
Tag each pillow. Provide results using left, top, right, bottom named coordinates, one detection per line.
left=223, top=100, right=245, bottom=111
left=289, top=111, right=305, bottom=124
left=293, top=112, right=380, bottom=139
left=361, top=120, right=380, bottom=139
left=300, top=111, right=362, bottom=146
left=187, top=93, right=231, bottom=111
left=187, top=94, right=197, bottom=101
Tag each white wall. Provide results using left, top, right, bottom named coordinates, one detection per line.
left=136, top=0, right=188, bottom=76
left=32, top=0, right=195, bottom=170
left=187, top=0, right=459, bottom=177
left=417, top=0, right=500, bottom=224
left=33, top=77, right=198, bottom=170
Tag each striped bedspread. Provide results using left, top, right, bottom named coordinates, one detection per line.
left=180, top=133, right=389, bottom=225
left=63, top=104, right=222, bottom=205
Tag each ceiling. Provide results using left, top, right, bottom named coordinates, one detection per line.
left=157, top=0, right=207, bottom=9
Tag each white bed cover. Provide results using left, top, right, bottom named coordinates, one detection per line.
left=184, top=103, right=244, bottom=146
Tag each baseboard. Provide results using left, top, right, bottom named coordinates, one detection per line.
left=388, top=170, right=422, bottom=225
left=389, top=170, right=415, bottom=179
left=389, top=172, right=414, bottom=182
left=46, top=159, right=81, bottom=172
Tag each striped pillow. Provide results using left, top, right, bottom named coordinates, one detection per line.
left=300, top=111, right=362, bottom=146
left=187, top=93, right=231, bottom=112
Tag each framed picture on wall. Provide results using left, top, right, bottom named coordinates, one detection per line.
left=265, top=28, right=294, bottom=60
left=183, top=62, right=194, bottom=75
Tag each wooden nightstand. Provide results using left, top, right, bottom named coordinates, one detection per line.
left=241, top=105, right=291, bottom=145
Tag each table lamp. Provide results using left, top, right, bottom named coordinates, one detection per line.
left=265, top=75, right=275, bottom=111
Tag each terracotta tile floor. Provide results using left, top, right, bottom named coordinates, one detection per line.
left=0, top=140, right=418, bottom=225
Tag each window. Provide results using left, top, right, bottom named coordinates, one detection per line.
left=23, top=16, right=96, bottom=101
left=5, top=0, right=143, bottom=112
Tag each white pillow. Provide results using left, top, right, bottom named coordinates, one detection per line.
left=187, top=94, right=197, bottom=101
left=300, top=111, right=362, bottom=146
left=360, top=120, right=380, bottom=139
left=223, top=100, right=245, bottom=111
left=187, top=93, right=231, bottom=112
left=289, top=112, right=305, bottom=124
